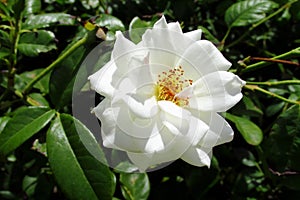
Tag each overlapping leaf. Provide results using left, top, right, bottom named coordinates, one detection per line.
left=225, top=0, right=279, bottom=27
left=24, top=0, right=41, bottom=15
left=0, top=107, right=55, bottom=157
left=18, top=30, right=56, bottom=57
left=23, top=13, right=75, bottom=29
left=119, top=172, right=150, bottom=200
left=47, top=114, right=116, bottom=200
left=226, top=113, right=263, bottom=145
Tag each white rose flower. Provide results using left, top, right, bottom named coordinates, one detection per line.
left=88, top=16, right=245, bottom=171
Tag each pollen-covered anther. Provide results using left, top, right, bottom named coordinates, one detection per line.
left=155, top=66, right=192, bottom=107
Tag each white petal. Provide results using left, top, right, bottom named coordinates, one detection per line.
left=153, top=16, right=182, bottom=33
left=112, top=31, right=136, bottom=65
left=117, top=64, right=154, bottom=95
left=182, top=71, right=245, bottom=112
left=126, top=111, right=209, bottom=171
left=94, top=98, right=165, bottom=153
left=191, top=111, right=234, bottom=148
left=167, top=22, right=182, bottom=33
left=159, top=101, right=209, bottom=144
left=120, top=95, right=159, bottom=119
left=125, top=124, right=186, bottom=171
left=112, top=31, right=148, bottom=75
left=158, top=101, right=190, bottom=134
left=88, top=60, right=116, bottom=98
left=92, top=99, right=120, bottom=150
left=184, top=29, right=202, bottom=41
left=153, top=15, right=168, bottom=29
left=142, top=18, right=195, bottom=68
left=176, top=40, right=232, bottom=80
left=181, top=146, right=212, bottom=167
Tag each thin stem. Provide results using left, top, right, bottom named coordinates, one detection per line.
left=226, top=1, right=297, bottom=49
left=247, top=80, right=300, bottom=86
left=244, top=85, right=300, bottom=105
left=0, top=14, right=22, bottom=102
left=221, top=27, right=231, bottom=45
left=23, top=34, right=88, bottom=94
left=241, top=47, right=300, bottom=74
left=250, top=57, right=300, bottom=67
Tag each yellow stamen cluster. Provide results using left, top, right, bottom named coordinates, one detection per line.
left=155, top=66, right=192, bottom=107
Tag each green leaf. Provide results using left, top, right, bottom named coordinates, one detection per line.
left=18, top=30, right=57, bottom=57
left=263, top=105, right=300, bottom=190
left=49, top=45, right=86, bottom=109
left=224, top=0, right=279, bottom=27
left=114, top=161, right=139, bottom=173
left=119, top=173, right=150, bottom=200
left=264, top=105, right=300, bottom=172
left=27, top=93, right=50, bottom=107
left=12, top=0, right=25, bottom=18
left=198, top=26, right=220, bottom=45
left=243, top=96, right=263, bottom=116
left=265, top=101, right=285, bottom=117
left=24, top=0, right=41, bottom=15
left=23, top=13, right=75, bottom=29
left=0, top=116, right=10, bottom=134
left=0, top=47, right=10, bottom=60
left=0, top=2, right=10, bottom=17
left=47, top=114, right=116, bottom=200
left=0, top=30, right=11, bottom=47
left=0, top=190, right=16, bottom=199
left=0, top=107, right=55, bottom=157
left=129, top=16, right=153, bottom=44
left=96, top=14, right=125, bottom=32
left=19, top=69, right=50, bottom=94
left=56, top=0, right=75, bottom=4
left=226, top=113, right=263, bottom=145
left=23, top=175, right=37, bottom=198
left=81, top=0, right=99, bottom=9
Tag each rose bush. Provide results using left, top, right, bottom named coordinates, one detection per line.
left=89, top=16, right=245, bottom=171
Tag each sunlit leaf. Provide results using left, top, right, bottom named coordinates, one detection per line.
left=27, top=93, right=49, bottom=107
left=47, top=114, right=116, bottom=200
left=114, top=161, right=139, bottom=173
left=24, top=0, right=41, bottom=15
left=226, top=113, right=263, bottom=145
left=23, top=13, right=75, bottom=29
left=119, top=173, right=150, bottom=200
left=95, top=14, right=125, bottom=31
left=225, top=0, right=279, bottom=27
left=81, top=0, right=99, bottom=9
left=0, top=116, right=10, bottom=134
left=0, top=107, right=55, bottom=157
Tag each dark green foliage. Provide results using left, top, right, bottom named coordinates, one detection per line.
left=1, top=0, right=300, bottom=199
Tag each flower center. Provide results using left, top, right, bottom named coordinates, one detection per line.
left=155, top=66, right=192, bottom=107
